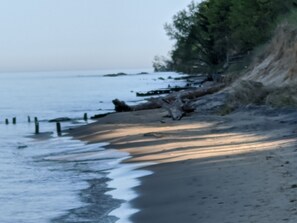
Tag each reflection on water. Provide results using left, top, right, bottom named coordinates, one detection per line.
left=38, top=138, right=128, bottom=223
left=51, top=175, right=121, bottom=223
left=34, top=137, right=152, bottom=223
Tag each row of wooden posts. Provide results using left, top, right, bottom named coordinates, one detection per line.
left=3, top=113, right=88, bottom=136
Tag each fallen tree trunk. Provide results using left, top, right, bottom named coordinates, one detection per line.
left=112, top=84, right=225, bottom=120
left=165, top=83, right=225, bottom=101
left=112, top=99, right=162, bottom=112
left=113, top=99, right=133, bottom=112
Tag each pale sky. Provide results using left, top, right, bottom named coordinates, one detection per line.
left=0, top=0, right=197, bottom=72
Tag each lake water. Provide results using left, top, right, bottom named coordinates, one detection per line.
left=0, top=70, right=184, bottom=223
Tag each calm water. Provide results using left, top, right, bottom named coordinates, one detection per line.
left=0, top=70, right=184, bottom=223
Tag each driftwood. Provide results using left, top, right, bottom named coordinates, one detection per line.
left=165, top=84, right=224, bottom=101
left=161, top=96, right=185, bottom=120
left=113, top=99, right=133, bottom=112
left=112, top=84, right=225, bottom=120
left=112, top=99, right=162, bottom=112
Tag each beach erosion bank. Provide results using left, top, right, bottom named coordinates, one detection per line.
left=69, top=107, right=297, bottom=223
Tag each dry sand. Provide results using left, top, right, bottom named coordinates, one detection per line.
left=69, top=108, right=297, bottom=223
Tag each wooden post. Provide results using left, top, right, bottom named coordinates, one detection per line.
left=56, top=122, right=61, bottom=136
left=28, top=116, right=31, bottom=123
left=83, top=113, right=88, bottom=121
left=35, top=122, right=39, bottom=134
left=12, top=117, right=16, bottom=124
left=5, top=119, right=9, bottom=125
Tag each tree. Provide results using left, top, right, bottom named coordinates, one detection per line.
left=152, top=56, right=171, bottom=72
left=158, top=0, right=294, bottom=74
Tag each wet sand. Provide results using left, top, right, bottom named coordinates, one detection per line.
left=69, top=108, right=297, bottom=223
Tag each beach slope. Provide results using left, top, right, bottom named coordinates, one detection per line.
left=69, top=108, right=297, bottom=223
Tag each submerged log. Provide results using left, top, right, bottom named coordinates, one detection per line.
left=136, top=86, right=189, bottom=97
left=49, top=117, right=71, bottom=122
left=91, top=112, right=114, bottom=119
left=112, top=84, right=225, bottom=120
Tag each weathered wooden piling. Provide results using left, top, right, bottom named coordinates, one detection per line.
left=5, top=119, right=9, bottom=125
left=12, top=117, right=16, bottom=124
left=56, top=122, right=61, bottom=136
left=83, top=113, right=88, bottom=121
left=35, top=122, right=39, bottom=134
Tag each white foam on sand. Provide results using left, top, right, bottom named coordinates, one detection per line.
left=106, top=160, right=154, bottom=223
left=41, top=139, right=155, bottom=223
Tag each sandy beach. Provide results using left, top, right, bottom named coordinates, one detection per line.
left=69, top=108, right=297, bottom=223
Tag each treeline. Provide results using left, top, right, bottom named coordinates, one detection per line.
left=154, top=0, right=296, bottom=74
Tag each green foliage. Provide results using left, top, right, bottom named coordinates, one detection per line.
left=152, top=56, right=172, bottom=72
left=229, top=0, right=290, bottom=51
left=278, top=8, right=297, bottom=26
left=161, top=0, right=294, bottom=74
left=265, top=86, right=297, bottom=107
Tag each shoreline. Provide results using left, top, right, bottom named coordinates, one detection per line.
left=106, top=161, right=154, bottom=223
left=69, top=107, right=297, bottom=222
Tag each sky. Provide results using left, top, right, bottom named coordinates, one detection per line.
left=0, top=0, right=198, bottom=72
